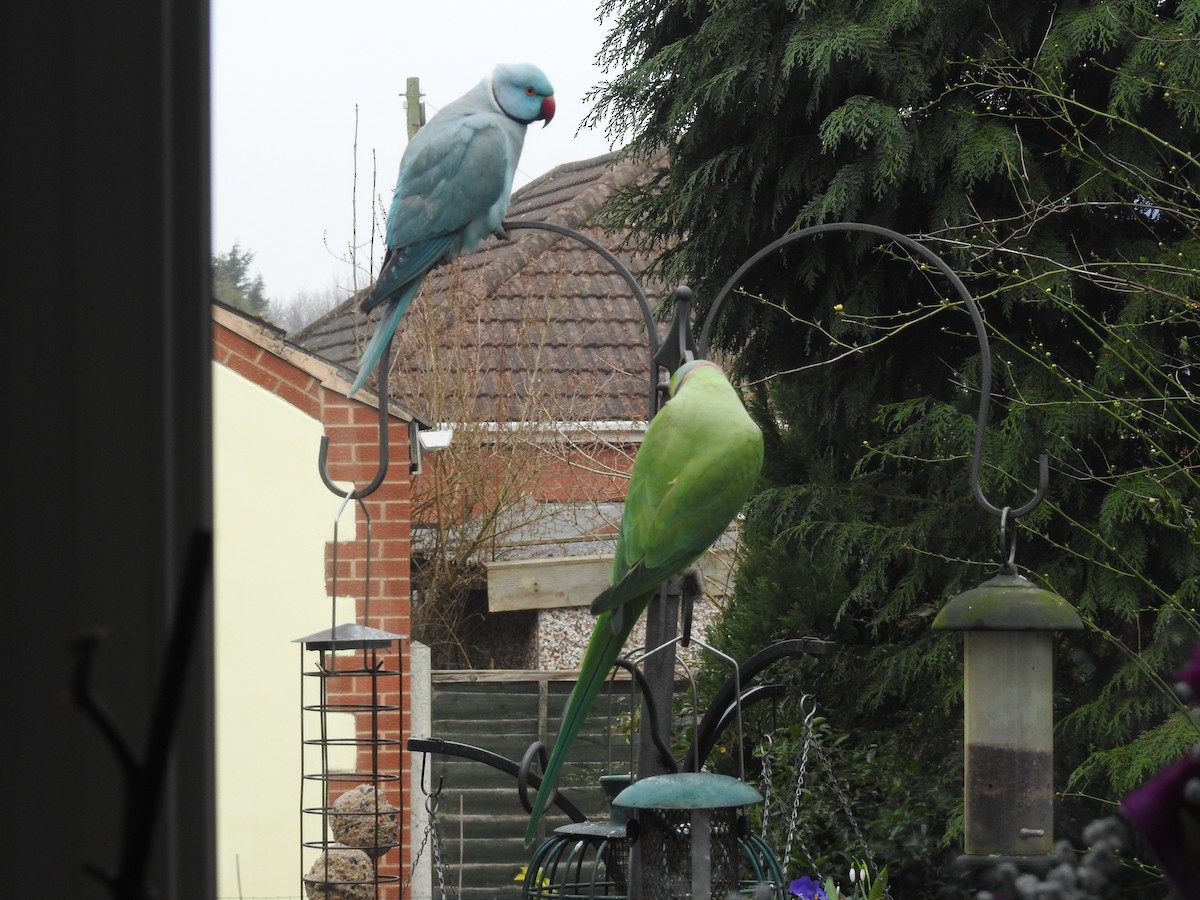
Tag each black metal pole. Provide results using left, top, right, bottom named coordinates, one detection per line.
left=631, top=575, right=683, bottom=897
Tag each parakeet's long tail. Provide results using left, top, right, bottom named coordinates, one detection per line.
left=523, top=596, right=650, bottom=847
left=347, top=281, right=420, bottom=397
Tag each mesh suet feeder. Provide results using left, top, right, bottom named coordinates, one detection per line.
left=613, top=772, right=765, bottom=900
left=298, top=480, right=405, bottom=897
left=298, top=623, right=405, bottom=896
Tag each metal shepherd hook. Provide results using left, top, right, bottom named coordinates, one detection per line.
left=698, top=221, right=1049, bottom=567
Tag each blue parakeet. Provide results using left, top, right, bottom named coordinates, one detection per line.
left=347, top=63, right=555, bottom=396
left=523, top=359, right=764, bottom=846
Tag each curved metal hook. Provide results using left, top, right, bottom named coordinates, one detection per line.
left=318, top=334, right=393, bottom=500
left=798, top=692, right=818, bottom=725
left=407, top=736, right=589, bottom=823
left=417, top=750, right=444, bottom=801
left=698, top=221, right=1048, bottom=521
left=502, top=219, right=661, bottom=419
left=320, top=220, right=664, bottom=500
left=516, top=741, right=554, bottom=814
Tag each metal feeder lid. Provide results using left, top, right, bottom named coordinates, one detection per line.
left=932, top=572, right=1083, bottom=633
left=612, top=773, right=762, bottom=810
left=294, top=622, right=407, bottom=649
left=552, top=821, right=628, bottom=840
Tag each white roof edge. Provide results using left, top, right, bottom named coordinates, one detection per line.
left=434, top=420, right=648, bottom=443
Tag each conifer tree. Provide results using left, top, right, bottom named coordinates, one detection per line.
left=212, top=242, right=269, bottom=316
left=592, top=1, right=1200, bottom=892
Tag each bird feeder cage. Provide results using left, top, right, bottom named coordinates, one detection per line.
left=523, top=820, right=631, bottom=900
left=613, top=772, right=765, bottom=900
left=298, top=623, right=405, bottom=899
left=933, top=571, right=1082, bottom=858
left=522, top=773, right=632, bottom=899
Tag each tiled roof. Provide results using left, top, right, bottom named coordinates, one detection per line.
left=290, top=151, right=669, bottom=423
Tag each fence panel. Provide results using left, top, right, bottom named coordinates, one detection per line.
left=424, top=671, right=637, bottom=899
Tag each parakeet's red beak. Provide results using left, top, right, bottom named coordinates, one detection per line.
left=540, top=95, right=555, bottom=126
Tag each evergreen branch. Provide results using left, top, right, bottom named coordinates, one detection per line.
left=730, top=289, right=956, bottom=386
left=955, top=61, right=1200, bottom=171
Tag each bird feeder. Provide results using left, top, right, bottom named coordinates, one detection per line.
left=298, top=483, right=406, bottom=896
left=522, top=774, right=632, bottom=900
left=523, top=820, right=631, bottom=899
left=298, top=622, right=405, bottom=899
left=613, top=772, right=764, bottom=899
left=933, top=571, right=1082, bottom=858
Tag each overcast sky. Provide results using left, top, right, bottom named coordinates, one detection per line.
left=212, top=1, right=620, bottom=302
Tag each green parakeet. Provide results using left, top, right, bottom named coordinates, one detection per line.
left=523, top=359, right=764, bottom=846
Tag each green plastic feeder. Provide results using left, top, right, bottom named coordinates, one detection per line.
left=613, top=773, right=764, bottom=899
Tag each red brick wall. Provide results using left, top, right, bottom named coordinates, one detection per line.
left=213, top=319, right=414, bottom=894
left=530, top=442, right=636, bottom=504
left=410, top=438, right=636, bottom=533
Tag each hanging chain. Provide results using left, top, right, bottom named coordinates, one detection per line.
left=781, top=695, right=817, bottom=873
left=759, top=733, right=776, bottom=835
left=810, top=733, right=892, bottom=898
left=399, top=816, right=433, bottom=898
left=429, top=808, right=455, bottom=900
left=399, top=788, right=457, bottom=900
left=763, top=693, right=892, bottom=899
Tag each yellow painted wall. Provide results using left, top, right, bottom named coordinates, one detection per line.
left=213, top=363, right=357, bottom=899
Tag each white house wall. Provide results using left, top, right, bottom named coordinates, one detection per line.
left=213, top=362, right=357, bottom=898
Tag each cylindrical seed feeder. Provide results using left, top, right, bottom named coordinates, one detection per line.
left=614, top=772, right=762, bottom=899
left=933, top=571, right=1082, bottom=858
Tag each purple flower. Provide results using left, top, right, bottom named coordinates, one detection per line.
left=1122, top=646, right=1200, bottom=900
left=1122, top=753, right=1200, bottom=899
left=789, top=875, right=829, bottom=899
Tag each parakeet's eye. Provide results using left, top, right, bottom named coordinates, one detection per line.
left=525, top=86, right=537, bottom=96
